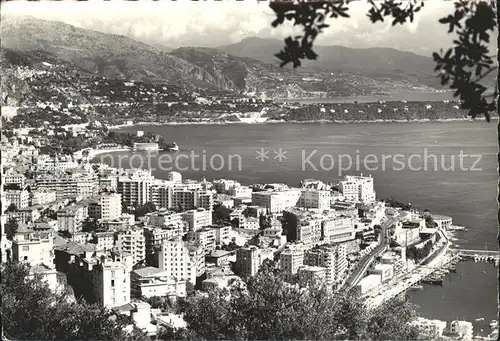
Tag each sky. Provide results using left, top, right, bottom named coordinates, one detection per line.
left=2, top=0, right=463, bottom=55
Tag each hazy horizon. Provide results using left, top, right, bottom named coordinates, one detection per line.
left=2, top=0, right=464, bottom=56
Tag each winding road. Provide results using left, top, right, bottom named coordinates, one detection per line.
left=344, top=215, right=397, bottom=291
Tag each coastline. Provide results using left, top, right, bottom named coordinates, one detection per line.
left=87, top=147, right=131, bottom=157
left=107, top=117, right=491, bottom=129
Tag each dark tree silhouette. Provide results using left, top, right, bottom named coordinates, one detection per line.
left=270, top=0, right=497, bottom=120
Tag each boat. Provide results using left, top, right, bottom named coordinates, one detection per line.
left=475, top=317, right=485, bottom=322
left=410, top=284, right=424, bottom=290
left=448, top=225, right=467, bottom=231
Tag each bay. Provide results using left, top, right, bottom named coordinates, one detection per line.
left=98, top=121, right=498, bottom=328
left=106, top=121, right=497, bottom=250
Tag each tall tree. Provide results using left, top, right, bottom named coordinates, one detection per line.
left=159, top=261, right=425, bottom=340
left=1, top=262, right=149, bottom=341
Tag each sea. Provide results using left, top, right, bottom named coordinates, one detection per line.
left=98, top=119, right=498, bottom=333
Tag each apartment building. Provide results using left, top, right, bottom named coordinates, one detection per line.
left=146, top=209, right=185, bottom=229
left=297, top=189, right=331, bottom=211
left=92, top=257, right=131, bottom=308
left=322, top=216, right=356, bottom=244
left=36, top=155, right=78, bottom=173
left=93, top=232, right=115, bottom=251
left=4, top=171, right=25, bottom=187
left=212, top=225, right=231, bottom=245
left=117, top=170, right=154, bottom=208
left=100, top=192, right=122, bottom=220
left=235, top=246, right=273, bottom=277
left=157, top=239, right=205, bottom=285
left=57, top=205, right=89, bottom=233
left=36, top=172, right=98, bottom=199
left=251, top=189, right=301, bottom=214
left=11, top=225, right=55, bottom=268
left=282, top=209, right=322, bottom=244
left=183, top=208, right=212, bottom=231
left=338, top=174, right=376, bottom=203
left=5, top=189, right=30, bottom=209
left=280, top=243, right=305, bottom=282
left=144, top=227, right=181, bottom=266
left=304, top=243, right=348, bottom=288
left=115, top=229, right=146, bottom=265
left=192, top=228, right=217, bottom=254
left=31, top=189, right=57, bottom=206
left=131, top=266, right=186, bottom=298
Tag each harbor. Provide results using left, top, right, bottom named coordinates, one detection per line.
left=408, top=260, right=498, bottom=338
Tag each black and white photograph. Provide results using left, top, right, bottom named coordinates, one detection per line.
left=0, top=0, right=498, bottom=340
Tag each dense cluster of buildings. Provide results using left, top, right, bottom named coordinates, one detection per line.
left=2, top=132, right=444, bottom=335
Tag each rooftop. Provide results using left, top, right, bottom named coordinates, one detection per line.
left=132, top=266, right=163, bottom=277
left=54, top=241, right=97, bottom=255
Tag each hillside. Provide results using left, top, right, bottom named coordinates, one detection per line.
left=1, top=15, right=243, bottom=91
left=1, top=15, right=441, bottom=101
left=218, top=37, right=440, bottom=87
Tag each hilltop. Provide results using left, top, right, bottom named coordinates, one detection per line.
left=1, top=15, right=441, bottom=103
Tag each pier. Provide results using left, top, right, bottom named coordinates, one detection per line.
left=450, top=248, right=499, bottom=264
left=451, top=249, right=499, bottom=258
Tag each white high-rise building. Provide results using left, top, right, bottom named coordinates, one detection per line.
left=100, top=192, right=122, bottom=220
left=12, top=226, right=55, bottom=268
left=297, top=189, right=331, bottom=211
left=117, top=170, right=154, bottom=208
left=157, top=239, right=205, bottom=285
left=5, top=189, right=30, bottom=209
left=150, top=183, right=214, bottom=212
left=57, top=205, right=89, bottom=233
left=183, top=208, right=212, bottom=231
left=36, top=172, right=98, bottom=199
left=116, top=229, right=146, bottom=265
left=305, top=244, right=348, bottom=288
left=322, top=216, right=356, bottom=244
left=146, top=209, right=185, bottom=229
left=339, top=174, right=376, bottom=203
left=251, top=189, right=301, bottom=214
left=92, top=257, right=131, bottom=308
left=280, top=243, right=304, bottom=282
left=192, top=228, right=217, bottom=254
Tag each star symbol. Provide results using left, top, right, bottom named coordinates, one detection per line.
left=256, top=148, right=269, bottom=162
left=273, top=148, right=287, bottom=162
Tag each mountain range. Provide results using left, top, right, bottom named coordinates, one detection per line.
left=1, top=15, right=460, bottom=101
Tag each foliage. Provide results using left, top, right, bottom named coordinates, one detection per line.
left=134, top=201, right=157, bottom=218
left=1, top=262, right=149, bottom=341
left=270, top=0, right=497, bottom=120
left=142, top=295, right=175, bottom=312
left=42, top=207, right=58, bottom=220
left=213, top=204, right=231, bottom=224
left=5, top=218, right=18, bottom=241
left=433, top=1, right=497, bottom=120
left=220, top=240, right=240, bottom=252
left=407, top=241, right=434, bottom=262
left=385, top=196, right=412, bottom=210
left=81, top=216, right=102, bottom=233
left=5, top=203, right=18, bottom=213
left=159, top=261, right=424, bottom=340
